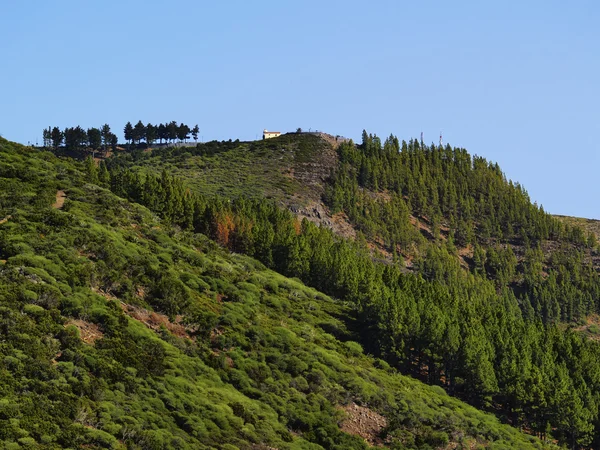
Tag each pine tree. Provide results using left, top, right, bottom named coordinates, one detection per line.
left=98, top=161, right=110, bottom=185
left=84, top=156, right=98, bottom=183
left=42, top=127, right=51, bottom=148
left=177, top=123, right=190, bottom=142
left=167, top=121, right=178, bottom=143
left=109, top=133, right=118, bottom=151
left=133, top=120, right=146, bottom=145
left=87, top=127, right=102, bottom=152
left=158, top=123, right=167, bottom=144
left=142, top=124, right=154, bottom=147
left=124, top=122, right=133, bottom=147
left=51, top=126, right=63, bottom=149
left=101, top=124, right=112, bottom=153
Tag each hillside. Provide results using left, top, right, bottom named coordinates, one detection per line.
left=555, top=214, right=600, bottom=241
left=104, top=132, right=600, bottom=448
left=0, top=137, right=560, bottom=449
left=112, top=133, right=600, bottom=316
left=109, top=133, right=354, bottom=238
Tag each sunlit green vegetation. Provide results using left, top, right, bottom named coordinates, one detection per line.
left=0, top=135, right=556, bottom=448
left=104, top=131, right=600, bottom=448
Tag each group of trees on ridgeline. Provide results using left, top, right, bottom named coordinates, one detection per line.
left=123, top=121, right=199, bottom=146
left=41, top=121, right=200, bottom=152
left=43, top=124, right=118, bottom=153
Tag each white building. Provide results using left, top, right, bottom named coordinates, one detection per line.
left=263, top=129, right=281, bottom=139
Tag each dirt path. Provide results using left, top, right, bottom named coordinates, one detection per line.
left=52, top=190, right=66, bottom=209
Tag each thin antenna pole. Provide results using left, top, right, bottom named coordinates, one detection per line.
left=439, top=131, right=443, bottom=147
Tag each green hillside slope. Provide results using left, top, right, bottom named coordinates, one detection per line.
left=103, top=132, right=600, bottom=448
left=0, top=137, right=556, bottom=449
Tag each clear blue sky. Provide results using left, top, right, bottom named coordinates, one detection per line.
left=1, top=1, right=598, bottom=217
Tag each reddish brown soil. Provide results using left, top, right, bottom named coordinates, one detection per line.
left=457, top=244, right=474, bottom=269
left=93, top=150, right=113, bottom=165
left=338, top=403, right=387, bottom=447
left=410, top=215, right=439, bottom=240
left=120, top=303, right=191, bottom=339
left=330, top=211, right=357, bottom=240
left=66, top=319, right=103, bottom=344
left=52, top=190, right=66, bottom=209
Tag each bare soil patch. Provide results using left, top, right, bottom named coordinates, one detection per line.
left=66, top=319, right=103, bottom=344
left=53, top=190, right=66, bottom=209
left=338, top=403, right=387, bottom=447
left=292, top=202, right=356, bottom=240
left=574, top=314, right=600, bottom=341
left=457, top=244, right=474, bottom=269
left=364, top=189, right=392, bottom=203
left=120, top=303, right=191, bottom=339
left=410, top=215, right=434, bottom=240
left=91, top=287, right=118, bottom=301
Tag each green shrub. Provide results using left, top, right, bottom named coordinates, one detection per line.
left=343, top=341, right=364, bottom=357
left=22, top=303, right=45, bottom=316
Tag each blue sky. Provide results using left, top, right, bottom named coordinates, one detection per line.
left=1, top=1, right=598, bottom=218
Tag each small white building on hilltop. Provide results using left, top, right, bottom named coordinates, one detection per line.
left=263, top=129, right=281, bottom=139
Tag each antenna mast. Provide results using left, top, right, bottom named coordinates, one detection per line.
left=439, top=131, right=443, bottom=147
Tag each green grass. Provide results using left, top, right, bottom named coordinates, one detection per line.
left=111, top=133, right=332, bottom=207
left=555, top=214, right=600, bottom=239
